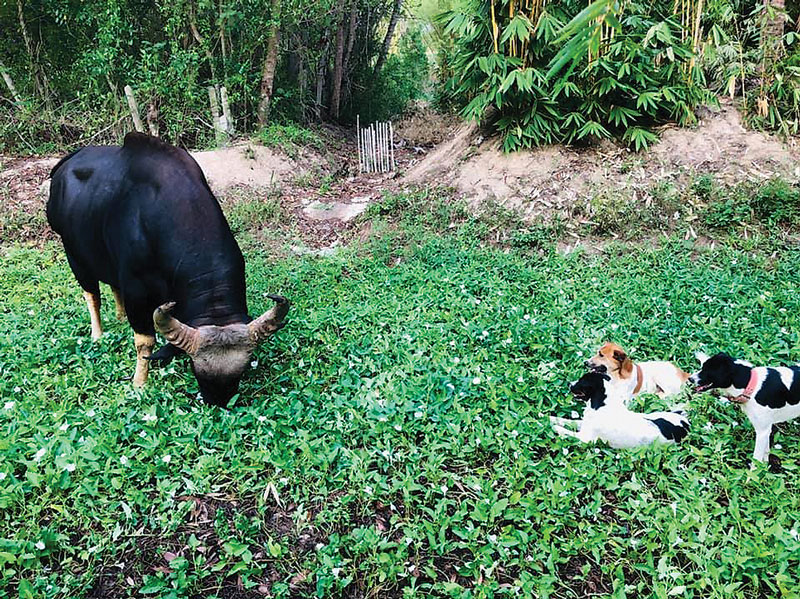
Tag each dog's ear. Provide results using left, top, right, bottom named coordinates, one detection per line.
left=614, top=350, right=633, bottom=377
left=695, top=351, right=710, bottom=365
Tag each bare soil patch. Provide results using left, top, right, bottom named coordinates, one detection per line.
left=402, top=100, right=800, bottom=222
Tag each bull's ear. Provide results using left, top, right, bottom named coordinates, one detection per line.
left=249, top=294, right=290, bottom=343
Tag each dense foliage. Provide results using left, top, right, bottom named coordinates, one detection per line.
left=438, top=0, right=800, bottom=150
left=0, top=0, right=429, bottom=153
left=1, top=193, right=799, bottom=597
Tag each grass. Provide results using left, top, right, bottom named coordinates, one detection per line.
left=1, top=196, right=799, bottom=599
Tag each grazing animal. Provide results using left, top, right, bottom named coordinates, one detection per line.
left=550, top=372, right=690, bottom=449
left=585, top=342, right=689, bottom=399
left=690, top=352, right=800, bottom=463
left=47, top=132, right=289, bottom=406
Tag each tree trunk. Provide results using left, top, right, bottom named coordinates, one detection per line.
left=16, top=0, right=46, bottom=102
left=257, top=0, right=282, bottom=127
left=373, top=0, right=403, bottom=77
left=330, top=11, right=347, bottom=119
left=0, top=58, right=22, bottom=104
left=762, top=0, right=786, bottom=68
left=189, top=2, right=217, bottom=82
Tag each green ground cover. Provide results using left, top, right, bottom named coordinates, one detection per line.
left=0, top=207, right=799, bottom=598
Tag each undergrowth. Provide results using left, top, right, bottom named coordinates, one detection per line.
left=1, top=193, right=799, bottom=597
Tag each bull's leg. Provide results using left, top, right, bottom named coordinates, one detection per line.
left=111, top=287, right=127, bottom=321
left=83, top=291, right=103, bottom=341
left=133, top=333, right=156, bottom=387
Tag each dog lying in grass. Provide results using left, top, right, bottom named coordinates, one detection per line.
left=690, top=352, right=800, bottom=464
left=550, top=371, right=690, bottom=449
left=585, top=342, right=690, bottom=399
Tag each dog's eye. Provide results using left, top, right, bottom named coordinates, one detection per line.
left=598, top=351, right=602, bottom=356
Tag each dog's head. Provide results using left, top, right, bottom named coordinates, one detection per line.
left=689, top=351, right=736, bottom=392
left=570, top=371, right=611, bottom=410
left=585, top=342, right=634, bottom=380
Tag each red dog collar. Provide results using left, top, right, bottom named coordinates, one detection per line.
left=632, top=364, right=644, bottom=394
left=731, top=369, right=758, bottom=404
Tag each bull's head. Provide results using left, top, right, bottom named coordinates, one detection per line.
left=152, top=295, right=289, bottom=406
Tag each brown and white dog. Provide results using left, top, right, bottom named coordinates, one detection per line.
left=585, top=342, right=690, bottom=400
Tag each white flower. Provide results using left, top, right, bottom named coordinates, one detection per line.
left=33, top=448, right=46, bottom=462
left=453, top=357, right=460, bottom=364
left=0, top=472, right=6, bottom=480
left=472, top=377, right=481, bottom=385
left=86, top=409, right=95, bottom=417
left=364, top=486, right=373, bottom=495
left=570, top=411, right=579, bottom=419
left=64, top=463, right=76, bottom=472
left=488, top=534, right=497, bottom=543
left=27, top=310, right=34, bottom=316
left=790, top=529, right=798, bottom=540
left=414, top=411, right=423, bottom=418
left=13, top=386, right=21, bottom=393
left=408, top=564, right=416, bottom=573
left=517, top=376, right=524, bottom=383
left=4, top=401, right=14, bottom=410
left=258, top=415, right=267, bottom=422
left=142, top=413, right=157, bottom=422
left=120, top=456, right=129, bottom=466
left=59, top=423, right=69, bottom=432
left=440, top=485, right=448, bottom=494
left=162, top=454, right=171, bottom=463
left=394, top=424, right=402, bottom=431
left=139, top=431, right=147, bottom=438
left=314, top=543, right=324, bottom=551
left=332, top=567, right=341, bottom=577
left=405, top=537, right=414, bottom=545
left=35, top=541, right=45, bottom=550
left=250, top=360, right=259, bottom=369
left=279, top=477, right=288, bottom=484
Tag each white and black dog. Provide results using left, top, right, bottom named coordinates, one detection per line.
left=550, top=371, right=690, bottom=449
left=690, top=352, right=800, bottom=463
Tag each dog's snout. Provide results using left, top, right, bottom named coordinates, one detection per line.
left=688, top=373, right=699, bottom=385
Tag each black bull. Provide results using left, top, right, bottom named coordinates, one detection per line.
left=46, top=132, right=289, bottom=406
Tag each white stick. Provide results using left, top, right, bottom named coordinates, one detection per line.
left=389, top=121, right=395, bottom=171
left=372, top=124, right=377, bottom=174
left=381, top=122, right=386, bottom=172
left=378, top=123, right=385, bottom=172
left=356, top=115, right=361, bottom=173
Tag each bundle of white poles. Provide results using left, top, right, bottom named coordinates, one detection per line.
left=357, top=116, right=395, bottom=174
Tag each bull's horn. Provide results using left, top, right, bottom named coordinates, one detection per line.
left=153, top=302, right=200, bottom=354
left=249, top=295, right=290, bottom=343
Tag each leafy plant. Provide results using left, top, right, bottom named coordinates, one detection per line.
left=440, top=0, right=714, bottom=151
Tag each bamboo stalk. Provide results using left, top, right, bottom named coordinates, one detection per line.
left=124, top=85, right=145, bottom=133
left=490, top=1, right=499, bottom=53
